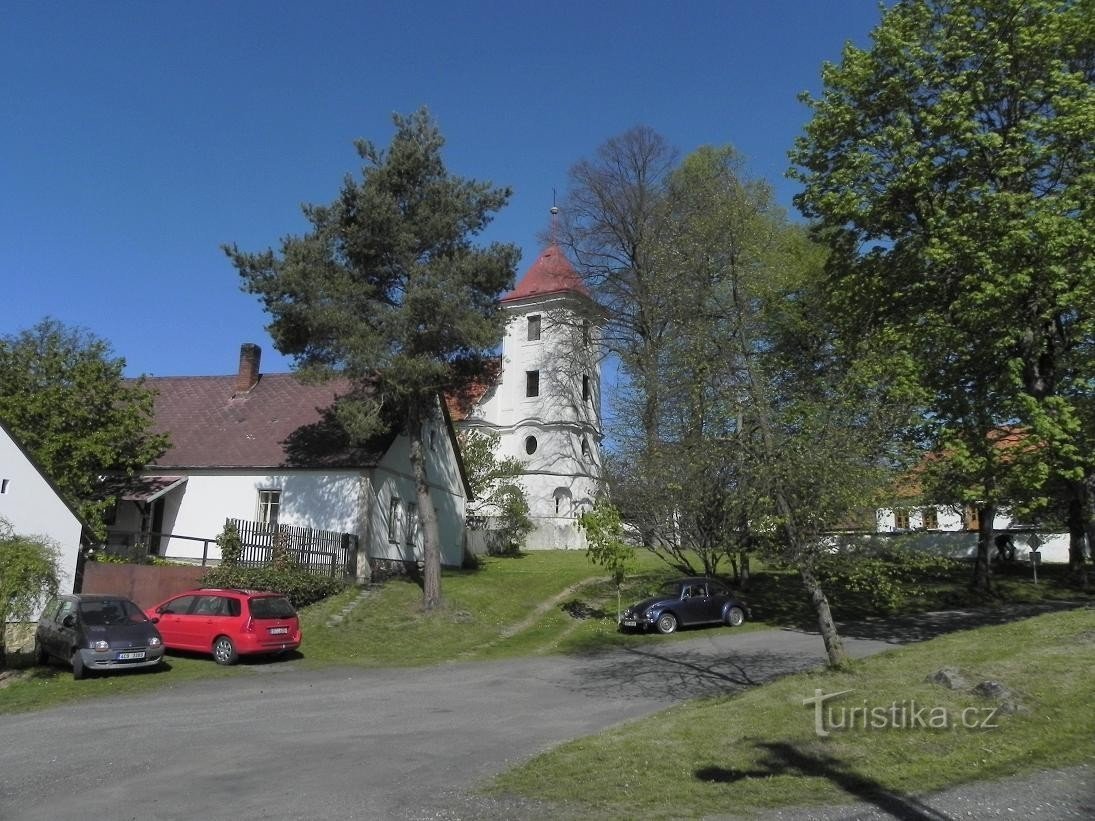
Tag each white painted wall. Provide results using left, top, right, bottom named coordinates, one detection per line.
left=369, top=414, right=469, bottom=567
left=464, top=294, right=603, bottom=549
left=0, top=428, right=83, bottom=613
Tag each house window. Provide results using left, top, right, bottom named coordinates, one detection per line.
left=582, top=375, right=591, bottom=401
left=525, top=436, right=538, bottom=455
left=0, top=478, right=8, bottom=494
left=388, top=497, right=402, bottom=543
left=526, top=370, right=539, bottom=397
left=258, top=490, right=281, bottom=526
left=405, top=503, right=418, bottom=546
left=921, top=507, right=938, bottom=530
left=893, top=508, right=910, bottom=530
left=527, top=315, right=541, bottom=341
left=964, top=505, right=980, bottom=531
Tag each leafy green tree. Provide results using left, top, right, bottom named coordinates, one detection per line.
left=461, top=430, right=533, bottom=556
left=0, top=319, right=169, bottom=538
left=791, top=0, right=1095, bottom=591
left=658, top=145, right=910, bottom=667
left=578, top=501, right=635, bottom=621
left=226, top=109, right=520, bottom=609
left=0, top=518, right=60, bottom=667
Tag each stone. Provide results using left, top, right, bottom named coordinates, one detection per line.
left=926, top=667, right=968, bottom=690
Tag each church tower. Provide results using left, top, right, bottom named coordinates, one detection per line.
left=460, top=234, right=604, bottom=549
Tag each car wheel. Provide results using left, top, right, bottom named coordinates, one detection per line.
left=71, top=651, right=87, bottom=680
left=655, top=612, right=678, bottom=635
left=725, top=606, right=746, bottom=627
left=212, top=636, right=238, bottom=666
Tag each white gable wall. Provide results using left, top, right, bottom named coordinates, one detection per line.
left=0, top=428, right=83, bottom=608
left=369, top=413, right=468, bottom=567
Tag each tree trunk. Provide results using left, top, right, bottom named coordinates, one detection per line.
left=739, top=550, right=751, bottom=589
left=1066, top=484, right=1089, bottom=590
left=971, top=502, right=994, bottom=594
left=407, top=405, right=442, bottom=611
left=799, top=565, right=848, bottom=668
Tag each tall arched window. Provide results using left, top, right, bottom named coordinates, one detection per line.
left=553, top=487, right=573, bottom=517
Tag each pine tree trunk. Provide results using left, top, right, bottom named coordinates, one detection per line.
left=799, top=565, right=848, bottom=668
left=971, top=503, right=994, bottom=593
left=407, top=405, right=442, bottom=611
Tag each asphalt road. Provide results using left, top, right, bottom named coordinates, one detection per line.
left=0, top=626, right=895, bottom=821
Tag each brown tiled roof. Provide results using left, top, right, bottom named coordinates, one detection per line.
left=146, top=373, right=392, bottom=469
left=444, top=361, right=500, bottom=422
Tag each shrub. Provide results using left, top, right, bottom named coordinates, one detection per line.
left=216, top=521, right=243, bottom=566
left=201, top=566, right=347, bottom=608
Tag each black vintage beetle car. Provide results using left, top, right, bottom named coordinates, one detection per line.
left=619, top=577, right=750, bottom=634
left=35, top=594, right=165, bottom=679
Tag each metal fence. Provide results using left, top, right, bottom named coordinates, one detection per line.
left=228, top=519, right=356, bottom=578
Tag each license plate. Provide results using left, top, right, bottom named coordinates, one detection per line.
left=117, top=651, right=146, bottom=660
left=268, top=627, right=288, bottom=635
left=622, top=619, right=637, bottom=627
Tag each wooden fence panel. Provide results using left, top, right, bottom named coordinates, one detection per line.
left=227, top=519, right=355, bottom=578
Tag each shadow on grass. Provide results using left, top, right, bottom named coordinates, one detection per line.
left=696, top=741, right=953, bottom=821
left=827, top=600, right=1090, bottom=645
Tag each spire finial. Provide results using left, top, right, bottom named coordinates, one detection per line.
left=550, top=189, right=559, bottom=245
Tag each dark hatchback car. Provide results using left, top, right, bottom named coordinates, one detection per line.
left=35, top=594, right=165, bottom=679
left=620, top=577, right=750, bottom=635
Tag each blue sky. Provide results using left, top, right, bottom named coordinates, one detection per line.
left=3, top=1, right=882, bottom=378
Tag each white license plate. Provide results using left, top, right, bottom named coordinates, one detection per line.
left=622, top=619, right=637, bottom=627
left=268, top=627, right=288, bottom=635
left=117, top=651, right=146, bottom=660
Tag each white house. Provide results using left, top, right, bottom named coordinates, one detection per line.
left=109, top=344, right=471, bottom=579
left=453, top=242, right=606, bottom=549
left=0, top=419, right=90, bottom=618
left=875, top=504, right=1071, bottom=563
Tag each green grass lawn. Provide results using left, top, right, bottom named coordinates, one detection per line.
left=488, top=605, right=1095, bottom=819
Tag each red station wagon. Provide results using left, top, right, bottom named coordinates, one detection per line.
left=146, top=588, right=301, bottom=665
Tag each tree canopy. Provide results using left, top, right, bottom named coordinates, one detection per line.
left=790, top=0, right=1095, bottom=589
left=225, top=109, right=520, bottom=608
left=0, top=318, right=168, bottom=538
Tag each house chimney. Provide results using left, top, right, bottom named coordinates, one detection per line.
left=236, top=343, right=261, bottom=393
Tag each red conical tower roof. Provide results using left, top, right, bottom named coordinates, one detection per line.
left=501, top=244, right=589, bottom=304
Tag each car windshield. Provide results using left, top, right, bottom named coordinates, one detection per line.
left=249, top=596, right=295, bottom=619
left=79, top=599, right=148, bottom=626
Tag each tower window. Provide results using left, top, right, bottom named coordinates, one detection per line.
left=527, top=315, right=541, bottom=341
left=582, top=375, right=591, bottom=401
left=526, top=370, right=540, bottom=397
left=582, top=320, right=591, bottom=345
left=525, top=436, right=538, bottom=455
left=581, top=437, right=591, bottom=460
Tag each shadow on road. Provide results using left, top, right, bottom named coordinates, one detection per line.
left=571, top=646, right=821, bottom=701
left=696, top=741, right=953, bottom=821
